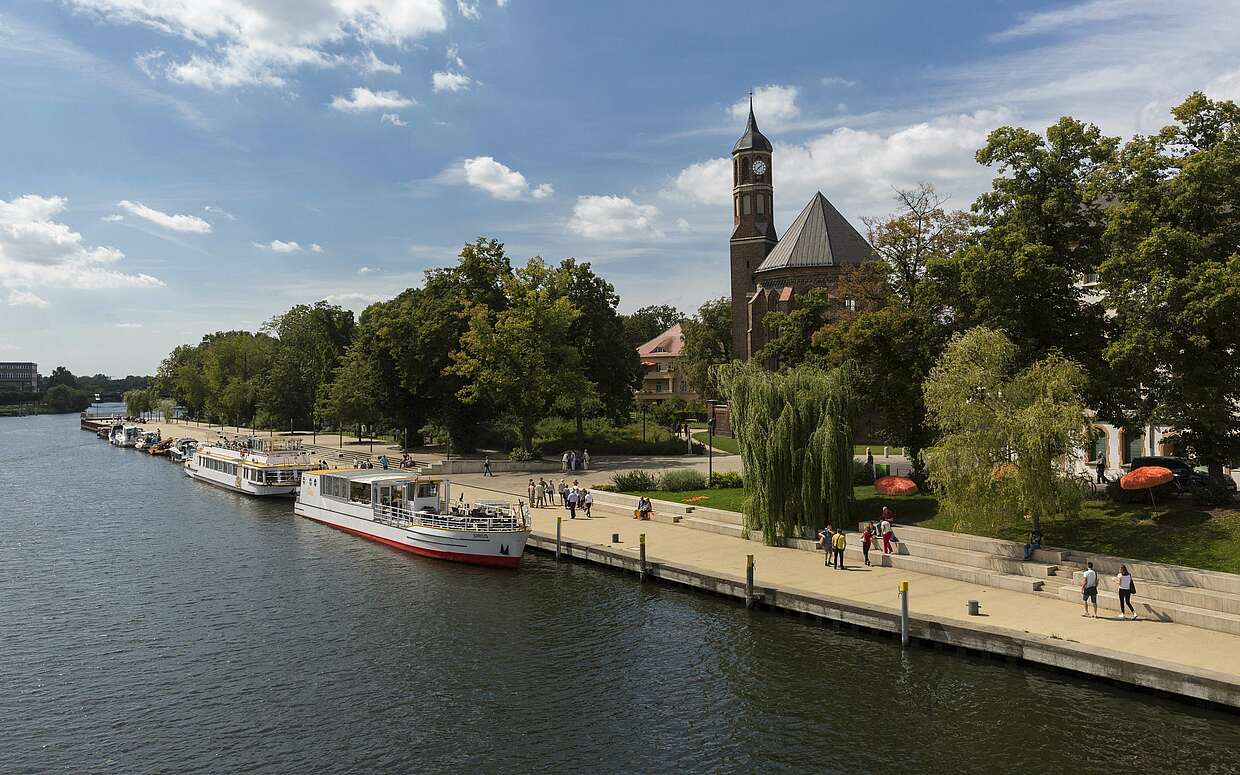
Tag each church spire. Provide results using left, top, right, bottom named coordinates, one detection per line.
left=733, top=92, right=773, bottom=153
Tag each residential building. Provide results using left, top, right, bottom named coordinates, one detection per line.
left=0, top=362, right=39, bottom=393
left=635, top=323, right=697, bottom=405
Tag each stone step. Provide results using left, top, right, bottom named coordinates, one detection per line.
left=836, top=546, right=1044, bottom=594
left=680, top=515, right=746, bottom=539
left=855, top=522, right=1070, bottom=564
left=1068, top=571, right=1240, bottom=616
left=883, top=539, right=1059, bottom=578
left=1054, top=585, right=1240, bottom=636
left=1059, top=552, right=1240, bottom=597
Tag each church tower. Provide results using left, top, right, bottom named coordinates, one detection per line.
left=729, top=97, right=778, bottom=361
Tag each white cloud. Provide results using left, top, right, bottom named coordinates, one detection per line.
left=324, top=291, right=385, bottom=307
left=993, top=0, right=1145, bottom=41
left=309, top=243, right=323, bottom=253
left=432, top=71, right=472, bottom=93
left=134, top=49, right=165, bottom=78
left=457, top=0, right=480, bottom=20
left=380, top=112, right=408, bottom=127
left=821, top=76, right=858, bottom=88
left=100, top=214, right=124, bottom=222
left=359, top=50, right=401, bottom=75
left=117, top=200, right=212, bottom=233
left=0, top=194, right=163, bottom=293
left=115, top=322, right=143, bottom=328
left=665, top=157, right=731, bottom=206
left=203, top=205, right=236, bottom=220
left=66, top=0, right=448, bottom=90
left=332, top=87, right=416, bottom=112
left=252, top=240, right=301, bottom=253
left=456, top=156, right=553, bottom=201
left=357, top=266, right=376, bottom=274
left=568, top=195, right=663, bottom=240
left=496, top=0, right=509, bottom=6
left=730, top=85, right=800, bottom=130
left=446, top=44, right=466, bottom=70
left=8, top=289, right=49, bottom=308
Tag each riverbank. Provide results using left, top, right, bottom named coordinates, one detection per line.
left=449, top=473, right=1240, bottom=709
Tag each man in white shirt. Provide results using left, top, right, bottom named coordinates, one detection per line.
left=1081, top=561, right=1099, bottom=617
left=567, top=487, right=579, bottom=519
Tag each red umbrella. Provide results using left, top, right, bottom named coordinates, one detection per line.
left=875, top=476, right=918, bottom=497
left=1120, top=465, right=1174, bottom=508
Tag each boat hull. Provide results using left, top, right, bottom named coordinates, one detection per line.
left=295, top=500, right=526, bottom=569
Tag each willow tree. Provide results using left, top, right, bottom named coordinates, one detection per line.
left=714, top=361, right=859, bottom=545
left=923, top=327, right=1089, bottom=535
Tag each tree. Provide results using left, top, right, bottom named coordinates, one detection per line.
left=123, top=387, right=153, bottom=419
left=929, top=118, right=1116, bottom=406
left=157, top=344, right=207, bottom=419
left=449, top=258, right=591, bottom=451
left=317, top=340, right=384, bottom=438
left=1100, top=93, right=1240, bottom=491
left=865, top=183, right=970, bottom=308
left=47, top=366, right=77, bottom=389
left=45, top=384, right=90, bottom=413
left=680, top=297, right=732, bottom=398
left=754, top=288, right=836, bottom=368
left=714, top=361, right=859, bottom=544
left=260, top=301, right=355, bottom=429
left=923, top=328, right=1089, bottom=535
left=201, top=331, right=276, bottom=427
left=622, top=304, right=684, bottom=349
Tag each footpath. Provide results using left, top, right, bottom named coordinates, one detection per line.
left=453, top=472, right=1240, bottom=709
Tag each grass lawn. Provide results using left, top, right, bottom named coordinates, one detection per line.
left=624, top=485, right=1240, bottom=575
left=691, top=431, right=739, bottom=454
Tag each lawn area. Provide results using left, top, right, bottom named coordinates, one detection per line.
left=691, top=431, right=739, bottom=454
left=624, top=485, right=1240, bottom=575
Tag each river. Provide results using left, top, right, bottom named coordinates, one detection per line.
left=2, top=411, right=1237, bottom=774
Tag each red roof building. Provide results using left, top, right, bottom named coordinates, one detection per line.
left=634, top=323, right=698, bottom=405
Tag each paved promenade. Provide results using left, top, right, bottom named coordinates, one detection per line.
left=450, top=472, right=1240, bottom=705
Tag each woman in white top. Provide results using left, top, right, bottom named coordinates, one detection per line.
left=1117, top=565, right=1138, bottom=620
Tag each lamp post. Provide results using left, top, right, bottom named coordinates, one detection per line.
left=640, top=403, right=647, bottom=443
left=707, top=400, right=716, bottom=483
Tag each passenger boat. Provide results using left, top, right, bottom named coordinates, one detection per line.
left=168, top=438, right=197, bottom=464
left=295, top=470, right=531, bottom=568
left=183, top=437, right=316, bottom=496
left=111, top=424, right=144, bottom=447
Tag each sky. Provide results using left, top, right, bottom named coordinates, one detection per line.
left=2, top=0, right=1238, bottom=376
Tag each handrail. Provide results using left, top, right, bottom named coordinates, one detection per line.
left=374, top=502, right=530, bottom=533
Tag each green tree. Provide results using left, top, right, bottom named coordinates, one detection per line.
left=123, top=387, right=153, bottom=419
left=680, top=297, right=732, bottom=398
left=449, top=258, right=590, bottom=451
left=45, top=384, right=90, bottom=413
left=622, top=304, right=684, bottom=349
left=201, top=331, right=276, bottom=428
left=923, top=327, right=1089, bottom=535
left=317, top=339, right=384, bottom=439
left=47, top=366, right=77, bottom=389
left=755, top=287, right=837, bottom=368
left=157, top=344, right=208, bottom=419
left=259, top=301, right=355, bottom=429
left=1100, top=93, right=1240, bottom=490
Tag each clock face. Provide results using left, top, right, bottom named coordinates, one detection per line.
left=752, top=159, right=767, bottom=176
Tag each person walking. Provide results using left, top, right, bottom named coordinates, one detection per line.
left=569, top=450, right=578, bottom=472
left=881, top=511, right=894, bottom=555
left=378, top=454, right=389, bottom=470
left=582, top=489, right=593, bottom=518
left=567, top=486, right=579, bottom=519
left=817, top=524, right=834, bottom=566
left=1095, top=456, right=1107, bottom=484
left=861, top=524, right=873, bottom=567
left=582, top=449, right=590, bottom=470
left=1081, top=561, right=1100, bottom=617
left=535, top=479, right=546, bottom=508
left=831, top=529, right=846, bottom=570
left=1117, top=564, right=1138, bottom=620
left=483, top=455, right=493, bottom=477
left=527, top=479, right=536, bottom=506
left=558, top=479, right=568, bottom=508
left=562, top=451, right=569, bottom=473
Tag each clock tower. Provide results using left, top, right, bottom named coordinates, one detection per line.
left=729, top=96, right=778, bottom=361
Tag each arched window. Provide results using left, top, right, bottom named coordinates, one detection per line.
left=742, top=158, right=751, bottom=184
left=742, top=195, right=751, bottom=215
left=1120, top=429, right=1145, bottom=464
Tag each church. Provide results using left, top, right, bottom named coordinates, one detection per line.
left=728, top=100, right=874, bottom=361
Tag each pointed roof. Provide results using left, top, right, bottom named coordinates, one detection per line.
left=732, top=95, right=773, bottom=154
left=754, top=192, right=873, bottom=273
left=636, top=323, right=686, bottom=357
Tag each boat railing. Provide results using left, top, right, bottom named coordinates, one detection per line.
left=374, top=502, right=530, bottom=533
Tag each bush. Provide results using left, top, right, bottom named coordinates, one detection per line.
left=508, top=447, right=536, bottom=462
left=709, top=471, right=744, bottom=489
left=658, top=469, right=707, bottom=491
left=534, top=416, right=691, bottom=456
left=1190, top=481, right=1235, bottom=507
left=852, top=459, right=875, bottom=485
left=612, top=469, right=658, bottom=491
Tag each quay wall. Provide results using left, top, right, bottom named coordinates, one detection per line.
left=526, top=533, right=1240, bottom=710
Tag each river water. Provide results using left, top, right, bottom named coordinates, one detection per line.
left=2, top=411, right=1237, bottom=774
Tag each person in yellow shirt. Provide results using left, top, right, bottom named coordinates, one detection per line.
left=831, top=529, right=846, bottom=570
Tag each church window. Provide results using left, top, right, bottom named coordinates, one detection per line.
left=742, top=160, right=751, bottom=184
left=734, top=198, right=740, bottom=218
left=742, top=195, right=751, bottom=215
left=757, top=195, right=765, bottom=214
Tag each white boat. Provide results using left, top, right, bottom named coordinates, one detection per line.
left=184, top=437, right=316, bottom=496
left=134, top=431, right=162, bottom=451
left=111, top=424, right=144, bottom=447
left=168, top=438, right=197, bottom=464
left=295, top=469, right=531, bottom=568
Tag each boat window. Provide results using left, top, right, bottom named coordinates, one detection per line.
left=321, top=475, right=349, bottom=500
left=349, top=481, right=370, bottom=504
left=417, top=482, right=439, bottom=499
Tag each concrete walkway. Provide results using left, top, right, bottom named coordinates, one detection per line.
left=448, top=473, right=1240, bottom=703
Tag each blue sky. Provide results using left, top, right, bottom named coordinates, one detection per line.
left=2, top=0, right=1237, bottom=375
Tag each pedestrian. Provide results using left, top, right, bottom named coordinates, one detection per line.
left=536, top=479, right=546, bottom=508
left=1117, top=564, right=1138, bottom=620
left=582, top=489, right=593, bottom=518
left=1081, top=561, right=1100, bottom=617
left=866, top=447, right=874, bottom=480
left=567, top=486, right=579, bottom=519
left=527, top=478, right=536, bottom=505
left=1095, top=456, right=1107, bottom=484
left=582, top=449, right=590, bottom=470
left=861, top=524, right=873, bottom=566
left=379, top=454, right=389, bottom=470
left=559, top=479, right=568, bottom=508
left=832, top=528, right=846, bottom=570
left=483, top=455, right=493, bottom=477
left=817, top=524, right=834, bottom=566
left=569, top=450, right=578, bottom=472
left=881, top=510, right=894, bottom=554
left=562, top=451, right=569, bottom=472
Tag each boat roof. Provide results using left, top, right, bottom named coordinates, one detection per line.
left=309, top=469, right=425, bottom=485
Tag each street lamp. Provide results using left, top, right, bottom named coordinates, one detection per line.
left=707, top=400, right=717, bottom=483
left=640, top=403, right=648, bottom=443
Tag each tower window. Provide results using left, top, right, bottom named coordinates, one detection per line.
left=742, top=195, right=751, bottom=215
left=757, top=195, right=765, bottom=214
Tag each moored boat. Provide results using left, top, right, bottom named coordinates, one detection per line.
left=111, top=424, right=144, bottom=447
left=184, top=437, right=316, bottom=496
left=295, top=470, right=530, bottom=568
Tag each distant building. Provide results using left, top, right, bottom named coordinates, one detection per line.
left=635, top=323, right=698, bottom=405
left=0, top=362, right=39, bottom=393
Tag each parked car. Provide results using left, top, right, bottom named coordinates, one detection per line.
left=1129, top=456, right=1237, bottom=494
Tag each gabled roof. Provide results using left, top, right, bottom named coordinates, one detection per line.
left=755, top=191, right=873, bottom=273
left=732, top=98, right=773, bottom=154
left=636, top=322, right=686, bottom=357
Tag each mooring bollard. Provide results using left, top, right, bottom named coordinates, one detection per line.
left=899, top=579, right=909, bottom=646
left=639, top=533, right=647, bottom=582
left=556, top=517, right=562, bottom=562
left=745, top=554, right=755, bottom=608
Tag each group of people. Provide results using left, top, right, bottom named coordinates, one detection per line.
left=528, top=477, right=593, bottom=519
left=561, top=449, right=590, bottom=472
left=817, top=505, right=899, bottom=571
left=1080, top=561, right=1140, bottom=619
